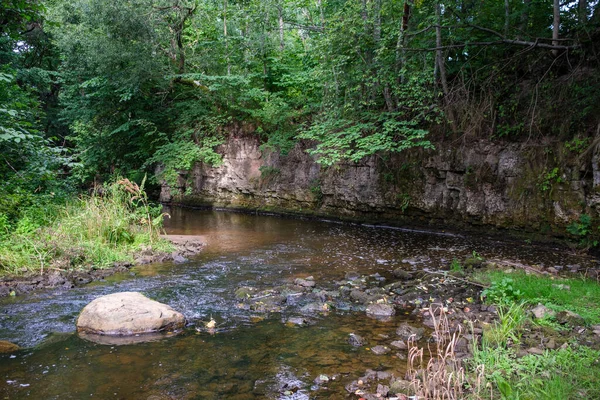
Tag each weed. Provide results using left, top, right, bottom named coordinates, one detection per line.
left=567, top=213, right=598, bottom=249
left=450, top=259, right=463, bottom=272
left=481, top=277, right=523, bottom=305
left=259, top=165, right=280, bottom=178
left=482, top=302, right=527, bottom=347
left=538, top=167, right=563, bottom=193
left=397, top=193, right=410, bottom=213
left=309, top=179, right=323, bottom=204
left=565, top=137, right=591, bottom=154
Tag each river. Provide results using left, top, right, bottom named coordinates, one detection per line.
left=0, top=208, right=594, bottom=399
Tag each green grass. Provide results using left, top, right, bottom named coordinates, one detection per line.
left=482, top=302, right=528, bottom=347
left=474, top=270, right=600, bottom=324
left=466, top=269, right=600, bottom=399
left=0, top=179, right=174, bottom=276
left=472, top=344, right=600, bottom=400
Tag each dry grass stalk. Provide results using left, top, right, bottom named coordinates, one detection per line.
left=406, top=305, right=483, bottom=400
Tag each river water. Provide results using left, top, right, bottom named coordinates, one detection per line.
left=0, top=208, right=595, bottom=399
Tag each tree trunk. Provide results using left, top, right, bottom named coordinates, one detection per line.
left=519, top=0, right=531, bottom=38
left=552, top=0, right=560, bottom=56
left=224, top=0, right=230, bottom=75
left=435, top=3, right=449, bottom=97
left=579, top=0, right=587, bottom=23
left=396, top=1, right=410, bottom=82
left=278, top=4, right=285, bottom=51
left=504, top=0, right=510, bottom=36
left=317, top=0, right=325, bottom=28
left=374, top=0, right=381, bottom=44
left=435, top=2, right=456, bottom=133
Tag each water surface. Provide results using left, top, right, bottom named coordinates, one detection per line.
left=0, top=208, right=594, bottom=399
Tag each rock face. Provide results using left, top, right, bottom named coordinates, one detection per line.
left=160, top=131, right=600, bottom=238
left=77, top=292, right=185, bottom=335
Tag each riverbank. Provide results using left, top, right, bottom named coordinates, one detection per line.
left=0, top=235, right=204, bottom=297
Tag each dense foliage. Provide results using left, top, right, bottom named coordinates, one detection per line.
left=1, top=0, right=600, bottom=244
left=4, top=0, right=599, bottom=189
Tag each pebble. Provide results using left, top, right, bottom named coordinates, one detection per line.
left=371, top=345, right=390, bottom=355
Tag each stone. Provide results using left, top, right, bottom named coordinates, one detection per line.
left=365, top=303, right=395, bottom=317
left=527, top=347, right=545, bottom=355
left=235, top=286, right=256, bottom=299
left=0, top=340, right=19, bottom=353
left=345, top=271, right=361, bottom=281
left=294, top=278, right=316, bottom=288
left=376, top=384, right=389, bottom=397
left=392, top=269, right=413, bottom=280
left=530, top=303, right=556, bottom=320
left=390, top=340, right=407, bottom=349
left=286, top=317, right=307, bottom=326
left=172, top=254, right=188, bottom=264
left=76, top=292, right=185, bottom=335
left=396, top=323, right=424, bottom=341
left=46, top=271, right=66, bottom=286
left=300, top=302, right=329, bottom=314
left=376, top=371, right=391, bottom=380
left=348, top=333, right=366, bottom=347
left=371, top=345, right=390, bottom=355
left=350, top=289, right=372, bottom=304
left=555, top=310, right=585, bottom=326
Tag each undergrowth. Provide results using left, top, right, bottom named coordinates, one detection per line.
left=0, top=178, right=173, bottom=276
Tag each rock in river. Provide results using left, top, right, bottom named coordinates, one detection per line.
left=76, top=292, right=185, bottom=336
left=365, top=303, right=395, bottom=318
left=396, top=323, right=424, bottom=341
left=0, top=340, right=19, bottom=353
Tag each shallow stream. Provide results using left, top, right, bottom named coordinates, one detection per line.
left=0, top=208, right=595, bottom=399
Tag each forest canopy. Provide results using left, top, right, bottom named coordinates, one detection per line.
left=1, top=0, right=600, bottom=192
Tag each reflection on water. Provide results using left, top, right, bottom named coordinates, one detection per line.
left=0, top=208, right=595, bottom=399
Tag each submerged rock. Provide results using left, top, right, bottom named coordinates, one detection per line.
left=235, top=286, right=257, bottom=299
left=396, top=323, right=424, bottom=341
left=390, top=340, right=407, bottom=349
left=370, top=345, right=390, bottom=355
left=294, top=277, right=316, bottom=288
left=365, top=303, right=395, bottom=317
left=76, top=292, right=185, bottom=336
left=392, top=269, right=413, bottom=280
left=0, top=340, right=19, bottom=353
left=348, top=333, right=366, bottom=347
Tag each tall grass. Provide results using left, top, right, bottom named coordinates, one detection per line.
left=406, top=306, right=484, bottom=399
left=0, top=179, right=172, bottom=276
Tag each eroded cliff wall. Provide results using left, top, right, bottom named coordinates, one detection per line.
left=160, top=133, right=600, bottom=237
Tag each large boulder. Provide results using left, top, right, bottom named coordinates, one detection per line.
left=76, top=292, right=185, bottom=336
